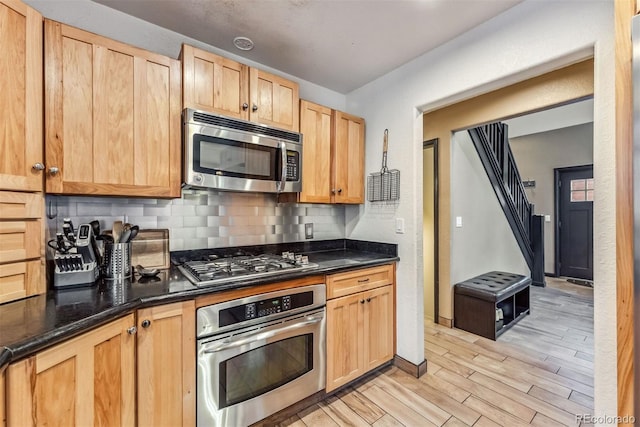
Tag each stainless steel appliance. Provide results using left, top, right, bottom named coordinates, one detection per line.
left=183, top=108, right=303, bottom=193
left=178, top=253, right=318, bottom=287
left=196, top=284, right=326, bottom=426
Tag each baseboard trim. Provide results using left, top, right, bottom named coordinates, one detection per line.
left=438, top=316, right=452, bottom=328
left=393, top=355, right=427, bottom=378
left=531, top=279, right=546, bottom=287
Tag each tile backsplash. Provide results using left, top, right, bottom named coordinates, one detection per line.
left=46, top=189, right=345, bottom=252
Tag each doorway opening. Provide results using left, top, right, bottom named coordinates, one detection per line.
left=423, top=139, right=438, bottom=322
left=554, top=164, right=594, bottom=283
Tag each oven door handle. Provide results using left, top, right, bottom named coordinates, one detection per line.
left=203, top=314, right=324, bottom=353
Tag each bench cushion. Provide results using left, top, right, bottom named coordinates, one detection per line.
left=454, top=271, right=531, bottom=302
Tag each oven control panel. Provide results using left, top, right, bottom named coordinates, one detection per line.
left=220, top=291, right=313, bottom=327
left=244, top=295, right=292, bottom=318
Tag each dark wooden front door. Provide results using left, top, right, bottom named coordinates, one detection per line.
left=557, top=165, right=593, bottom=281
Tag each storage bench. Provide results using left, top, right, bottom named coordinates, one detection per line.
left=454, top=271, right=531, bottom=340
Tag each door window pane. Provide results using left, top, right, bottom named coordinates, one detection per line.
left=570, top=178, right=594, bottom=202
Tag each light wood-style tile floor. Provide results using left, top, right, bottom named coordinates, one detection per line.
left=279, top=278, right=593, bottom=427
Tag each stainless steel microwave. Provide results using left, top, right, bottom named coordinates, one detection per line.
left=183, top=109, right=302, bottom=193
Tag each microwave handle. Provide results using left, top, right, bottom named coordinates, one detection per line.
left=278, top=141, right=287, bottom=192
left=203, top=314, right=323, bottom=353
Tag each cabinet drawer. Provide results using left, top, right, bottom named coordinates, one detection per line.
left=0, top=220, right=42, bottom=264
left=327, top=264, right=394, bottom=299
left=0, top=192, right=43, bottom=219
left=0, top=260, right=44, bottom=303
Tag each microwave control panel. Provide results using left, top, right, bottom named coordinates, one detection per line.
left=219, top=291, right=313, bottom=327
left=285, top=150, right=299, bottom=181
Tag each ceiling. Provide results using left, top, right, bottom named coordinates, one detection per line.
left=504, top=98, right=594, bottom=139
left=93, top=0, right=523, bottom=94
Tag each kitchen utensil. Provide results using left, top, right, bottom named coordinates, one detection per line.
left=90, top=220, right=100, bottom=237
left=128, top=225, right=139, bottom=242
left=98, top=234, right=114, bottom=243
left=119, top=223, right=132, bottom=244
left=136, top=264, right=160, bottom=278
left=367, top=129, right=400, bottom=202
left=62, top=219, right=75, bottom=243
left=112, top=221, right=123, bottom=244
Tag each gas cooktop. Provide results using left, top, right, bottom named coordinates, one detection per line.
left=177, top=252, right=318, bottom=287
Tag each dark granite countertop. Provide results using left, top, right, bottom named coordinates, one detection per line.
left=0, top=239, right=398, bottom=371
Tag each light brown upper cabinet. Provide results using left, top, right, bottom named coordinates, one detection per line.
left=181, top=44, right=300, bottom=131
left=299, top=100, right=332, bottom=203
left=295, top=101, right=365, bottom=204
left=333, top=111, right=365, bottom=203
left=0, top=0, right=43, bottom=192
left=44, top=20, right=182, bottom=198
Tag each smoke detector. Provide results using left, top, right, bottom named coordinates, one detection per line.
left=233, top=36, right=254, bottom=51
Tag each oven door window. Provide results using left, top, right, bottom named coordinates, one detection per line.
left=219, top=334, right=313, bottom=408
left=193, top=134, right=280, bottom=180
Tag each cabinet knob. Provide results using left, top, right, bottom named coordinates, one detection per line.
left=366, top=297, right=371, bottom=303
left=141, top=319, right=151, bottom=328
left=331, top=189, right=336, bottom=195
left=32, top=162, right=45, bottom=171
left=242, top=103, right=249, bottom=111
left=338, top=188, right=343, bottom=194
left=49, top=166, right=60, bottom=176
left=127, top=326, right=137, bottom=335
left=360, top=299, right=365, bottom=304
left=252, top=104, right=258, bottom=112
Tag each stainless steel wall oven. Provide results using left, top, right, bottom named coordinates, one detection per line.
left=196, top=284, right=326, bottom=426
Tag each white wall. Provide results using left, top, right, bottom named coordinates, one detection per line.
left=451, top=131, right=529, bottom=283
left=510, top=123, right=594, bottom=274
left=345, top=0, right=616, bottom=417
left=24, top=0, right=346, bottom=111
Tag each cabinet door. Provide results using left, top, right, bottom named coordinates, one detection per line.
left=45, top=20, right=181, bottom=197
left=0, top=0, right=43, bottom=192
left=333, top=111, right=365, bottom=204
left=299, top=100, right=332, bottom=203
left=137, top=301, right=195, bottom=427
left=250, top=68, right=299, bottom=131
left=181, top=44, right=248, bottom=120
left=0, top=191, right=44, bottom=303
left=6, top=315, right=136, bottom=427
left=326, top=293, right=364, bottom=392
left=363, top=285, right=394, bottom=372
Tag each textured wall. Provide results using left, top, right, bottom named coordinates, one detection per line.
left=450, top=131, right=529, bottom=284
left=46, top=190, right=345, bottom=252
left=345, top=0, right=614, bottom=414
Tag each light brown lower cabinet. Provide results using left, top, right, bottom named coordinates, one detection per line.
left=326, top=279, right=394, bottom=392
left=136, top=300, right=195, bottom=427
left=5, top=300, right=197, bottom=427
left=6, top=315, right=137, bottom=426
